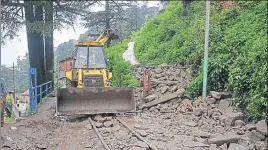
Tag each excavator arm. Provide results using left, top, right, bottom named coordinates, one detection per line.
left=75, top=29, right=119, bottom=47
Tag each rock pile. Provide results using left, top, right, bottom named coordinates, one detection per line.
left=132, top=64, right=267, bottom=150
left=189, top=91, right=267, bottom=150
left=152, top=89, right=267, bottom=150
left=133, top=64, right=192, bottom=110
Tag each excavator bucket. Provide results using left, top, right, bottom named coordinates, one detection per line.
left=56, top=87, right=135, bottom=116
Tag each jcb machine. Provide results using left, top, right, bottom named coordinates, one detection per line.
left=57, top=29, right=135, bottom=116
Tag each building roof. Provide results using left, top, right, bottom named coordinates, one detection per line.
left=59, top=57, right=74, bottom=63
left=22, top=89, right=29, bottom=96
left=7, top=67, right=18, bottom=71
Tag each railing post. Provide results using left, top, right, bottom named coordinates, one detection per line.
left=28, top=68, right=33, bottom=113
left=40, top=86, right=42, bottom=104
left=29, top=67, right=38, bottom=113
left=50, top=81, right=52, bottom=93
left=46, top=83, right=48, bottom=96
left=34, top=68, right=37, bottom=112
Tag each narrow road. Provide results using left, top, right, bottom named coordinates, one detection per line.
left=123, top=42, right=140, bottom=65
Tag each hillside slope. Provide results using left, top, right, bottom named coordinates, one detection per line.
left=134, top=1, right=267, bottom=119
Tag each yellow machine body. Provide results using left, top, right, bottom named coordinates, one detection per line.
left=65, top=69, right=112, bottom=88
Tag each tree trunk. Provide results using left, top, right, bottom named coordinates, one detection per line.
left=34, top=3, right=46, bottom=101
left=105, top=1, right=111, bottom=47
left=45, top=1, right=54, bottom=90
left=25, top=1, right=42, bottom=103
left=34, top=3, right=45, bottom=85
left=105, top=1, right=110, bottom=29
left=182, top=0, right=191, bottom=16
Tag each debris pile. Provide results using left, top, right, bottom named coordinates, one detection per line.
left=133, top=65, right=267, bottom=150
left=133, top=64, right=191, bottom=110
left=188, top=91, right=268, bottom=150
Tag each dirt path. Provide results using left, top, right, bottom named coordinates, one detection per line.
left=123, top=42, right=140, bottom=65
left=1, top=97, right=102, bottom=150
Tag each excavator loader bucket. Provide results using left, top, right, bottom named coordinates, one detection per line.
left=56, top=87, right=135, bottom=116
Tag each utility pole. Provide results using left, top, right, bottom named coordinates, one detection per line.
left=0, top=0, right=2, bottom=146
left=0, top=0, right=1, bottom=76
left=202, top=0, right=210, bottom=97
left=13, top=63, right=16, bottom=104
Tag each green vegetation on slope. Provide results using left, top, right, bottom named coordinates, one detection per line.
left=134, top=1, right=267, bottom=119
left=105, top=41, right=138, bottom=87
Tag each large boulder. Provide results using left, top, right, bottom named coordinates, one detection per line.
left=103, top=120, right=113, bottom=127
left=218, top=99, right=232, bottom=113
left=193, top=108, right=203, bottom=116
left=193, top=130, right=212, bottom=138
left=209, top=91, right=222, bottom=100
left=219, top=143, right=228, bottom=150
left=223, top=112, right=244, bottom=127
left=245, top=130, right=264, bottom=142
left=255, top=120, right=267, bottom=136
left=234, top=120, right=245, bottom=127
left=161, top=86, right=169, bottom=94
left=144, top=94, right=156, bottom=102
left=206, top=97, right=217, bottom=104
left=93, top=115, right=106, bottom=123
left=228, top=143, right=249, bottom=150
left=245, top=124, right=257, bottom=131
left=208, top=133, right=240, bottom=146
left=134, top=141, right=149, bottom=149
left=154, top=67, right=162, bottom=74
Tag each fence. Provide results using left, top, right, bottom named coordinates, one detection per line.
left=28, top=68, right=53, bottom=113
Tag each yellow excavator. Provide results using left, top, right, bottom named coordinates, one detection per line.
left=56, top=29, right=135, bottom=116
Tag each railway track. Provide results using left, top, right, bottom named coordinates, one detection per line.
left=89, top=116, right=158, bottom=150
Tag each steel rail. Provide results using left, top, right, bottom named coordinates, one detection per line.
left=116, top=117, right=158, bottom=150
left=89, top=117, right=111, bottom=150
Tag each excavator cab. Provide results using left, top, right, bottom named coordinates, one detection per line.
left=74, top=46, right=107, bottom=70
left=56, top=30, right=135, bottom=116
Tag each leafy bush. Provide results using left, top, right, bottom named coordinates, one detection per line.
left=134, top=1, right=267, bottom=119
left=5, top=95, right=14, bottom=121
left=105, top=40, right=138, bottom=87
left=5, top=95, right=13, bottom=113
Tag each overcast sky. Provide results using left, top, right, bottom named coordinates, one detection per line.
left=1, top=1, right=159, bottom=67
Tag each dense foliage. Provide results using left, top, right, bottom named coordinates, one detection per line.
left=105, top=41, right=138, bottom=87
left=134, top=1, right=267, bottom=119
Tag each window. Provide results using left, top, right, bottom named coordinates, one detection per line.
left=74, top=46, right=107, bottom=69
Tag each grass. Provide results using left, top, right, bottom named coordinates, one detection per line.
left=42, top=96, right=47, bottom=104
left=4, top=116, right=16, bottom=123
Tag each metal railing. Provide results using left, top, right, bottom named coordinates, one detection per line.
left=34, top=81, right=53, bottom=102
left=28, top=68, right=53, bottom=113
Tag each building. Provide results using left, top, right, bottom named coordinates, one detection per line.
left=58, top=57, right=74, bottom=79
